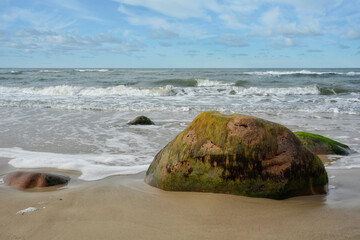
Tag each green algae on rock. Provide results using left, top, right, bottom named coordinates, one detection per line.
left=294, top=131, right=351, bottom=156
left=128, top=116, right=155, bottom=125
left=145, top=111, right=328, bottom=199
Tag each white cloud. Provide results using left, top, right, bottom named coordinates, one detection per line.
left=150, top=29, right=179, bottom=39
left=307, top=49, right=323, bottom=53
left=261, top=7, right=280, bottom=26
left=14, top=28, right=57, bottom=37
left=114, top=0, right=215, bottom=19
left=271, top=37, right=300, bottom=48
left=216, top=34, right=248, bottom=47
left=0, top=30, right=6, bottom=41
left=341, top=29, right=360, bottom=40
left=127, top=16, right=172, bottom=30
left=256, top=7, right=322, bottom=38
left=3, top=27, right=143, bottom=55
left=1, top=7, right=76, bottom=30
left=218, top=14, right=248, bottom=29
left=159, top=41, right=172, bottom=47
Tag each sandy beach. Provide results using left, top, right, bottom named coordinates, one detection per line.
left=1, top=157, right=360, bottom=240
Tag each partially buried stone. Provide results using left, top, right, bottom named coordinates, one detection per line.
left=294, top=131, right=351, bottom=156
left=4, top=171, right=70, bottom=189
left=145, top=111, right=328, bottom=200
left=128, top=116, right=155, bottom=125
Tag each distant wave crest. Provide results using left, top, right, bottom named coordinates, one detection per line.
left=75, top=69, right=109, bottom=72
left=243, top=70, right=357, bottom=76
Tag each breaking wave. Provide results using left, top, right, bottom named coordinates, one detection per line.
left=230, top=85, right=320, bottom=96
left=155, top=78, right=232, bottom=87
left=0, top=85, right=174, bottom=97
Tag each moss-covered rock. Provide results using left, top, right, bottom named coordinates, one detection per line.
left=294, top=131, right=351, bottom=156
left=128, top=116, right=155, bottom=125
left=145, top=111, right=328, bottom=199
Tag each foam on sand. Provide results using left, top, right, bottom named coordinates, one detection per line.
left=16, top=207, right=37, bottom=215
left=1, top=148, right=150, bottom=181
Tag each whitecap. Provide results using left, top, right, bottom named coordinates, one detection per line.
left=75, top=69, right=109, bottom=72
left=196, top=79, right=232, bottom=87
left=346, top=72, right=360, bottom=76
left=39, top=70, right=62, bottom=73
left=244, top=70, right=342, bottom=76
left=229, top=85, right=320, bottom=96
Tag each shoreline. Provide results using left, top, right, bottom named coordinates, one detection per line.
left=1, top=158, right=360, bottom=239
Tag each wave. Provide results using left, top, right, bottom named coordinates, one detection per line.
left=75, top=69, right=109, bottom=72
left=155, top=79, right=198, bottom=87
left=9, top=70, right=23, bottom=75
left=346, top=72, right=360, bottom=76
left=318, top=86, right=352, bottom=95
left=39, top=70, right=62, bottom=73
left=0, top=85, right=174, bottom=97
left=155, top=78, right=232, bottom=87
left=234, top=80, right=249, bottom=87
left=230, top=85, right=320, bottom=96
left=243, top=70, right=345, bottom=76
left=197, top=79, right=232, bottom=87
left=1, top=84, right=354, bottom=99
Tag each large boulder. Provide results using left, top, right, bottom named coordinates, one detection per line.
left=4, top=171, right=70, bottom=189
left=145, top=112, right=328, bottom=199
left=294, top=131, right=351, bottom=156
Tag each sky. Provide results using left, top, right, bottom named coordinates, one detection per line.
left=0, top=0, right=360, bottom=68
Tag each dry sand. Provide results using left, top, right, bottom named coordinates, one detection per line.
left=1, top=157, right=360, bottom=240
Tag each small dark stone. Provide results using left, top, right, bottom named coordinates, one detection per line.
left=128, top=116, right=155, bottom=125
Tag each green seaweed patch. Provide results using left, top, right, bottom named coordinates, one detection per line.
left=294, top=131, right=351, bottom=156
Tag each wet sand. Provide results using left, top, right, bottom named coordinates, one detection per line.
left=1, top=158, right=360, bottom=240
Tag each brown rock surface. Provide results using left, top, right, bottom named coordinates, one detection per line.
left=4, top=171, right=70, bottom=189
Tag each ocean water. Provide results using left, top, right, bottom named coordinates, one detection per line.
left=0, top=68, right=359, bottom=180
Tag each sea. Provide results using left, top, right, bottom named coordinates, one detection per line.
left=0, top=68, right=359, bottom=181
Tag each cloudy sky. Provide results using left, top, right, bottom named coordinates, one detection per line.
left=0, top=0, right=359, bottom=68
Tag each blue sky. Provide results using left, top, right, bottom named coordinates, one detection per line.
left=0, top=0, right=359, bottom=68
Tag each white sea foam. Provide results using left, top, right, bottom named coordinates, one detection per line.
left=325, top=154, right=360, bottom=170
left=75, top=69, right=109, bottom=72
left=1, top=148, right=149, bottom=181
left=230, top=85, right=320, bottom=96
left=346, top=72, right=360, bottom=76
left=196, top=79, right=232, bottom=87
left=16, top=207, right=37, bottom=215
left=39, top=70, right=62, bottom=73
left=0, top=85, right=174, bottom=97
left=244, top=70, right=342, bottom=76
